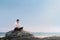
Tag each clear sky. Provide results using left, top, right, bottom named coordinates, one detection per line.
left=0, top=0, right=60, bottom=32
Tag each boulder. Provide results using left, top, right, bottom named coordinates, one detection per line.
left=5, top=27, right=34, bottom=40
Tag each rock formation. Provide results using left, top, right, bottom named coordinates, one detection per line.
left=5, top=27, right=35, bottom=40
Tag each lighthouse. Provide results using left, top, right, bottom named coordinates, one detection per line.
left=16, top=19, right=20, bottom=28
left=14, top=19, right=23, bottom=31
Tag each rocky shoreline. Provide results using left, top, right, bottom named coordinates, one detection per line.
left=0, top=27, right=60, bottom=40
left=0, top=27, right=40, bottom=40
left=1, top=36, right=60, bottom=40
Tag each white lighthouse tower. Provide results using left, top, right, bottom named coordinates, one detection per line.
left=14, top=19, right=23, bottom=31
left=16, top=19, right=20, bottom=28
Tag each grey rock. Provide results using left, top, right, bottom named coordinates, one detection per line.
left=5, top=27, right=34, bottom=40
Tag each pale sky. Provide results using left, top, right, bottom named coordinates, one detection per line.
left=0, top=0, right=60, bottom=32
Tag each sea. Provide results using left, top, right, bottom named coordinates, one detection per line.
left=32, top=32, right=60, bottom=38
left=0, top=32, right=60, bottom=38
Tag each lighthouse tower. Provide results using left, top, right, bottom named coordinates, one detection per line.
left=14, top=19, right=23, bottom=31
left=16, top=19, right=20, bottom=28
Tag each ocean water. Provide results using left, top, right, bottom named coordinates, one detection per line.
left=32, top=32, right=60, bottom=37
left=0, top=32, right=60, bottom=37
left=0, top=32, right=6, bottom=37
